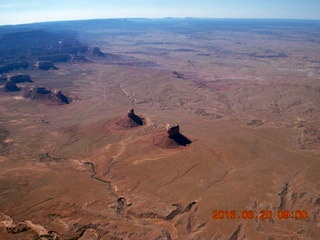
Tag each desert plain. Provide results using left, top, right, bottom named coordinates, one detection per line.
left=0, top=19, right=320, bottom=239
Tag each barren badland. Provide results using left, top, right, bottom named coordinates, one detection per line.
left=0, top=19, right=320, bottom=239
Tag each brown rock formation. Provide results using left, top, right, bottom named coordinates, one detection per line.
left=153, top=124, right=192, bottom=148
left=247, top=119, right=263, bottom=126
left=24, top=87, right=70, bottom=104
left=172, top=71, right=185, bottom=79
left=128, top=108, right=135, bottom=118
left=116, top=108, right=144, bottom=128
left=166, top=123, right=180, bottom=137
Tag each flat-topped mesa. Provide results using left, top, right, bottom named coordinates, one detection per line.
left=166, top=123, right=180, bottom=138
left=35, top=61, right=58, bottom=70
left=35, top=87, right=51, bottom=94
left=0, top=62, right=29, bottom=74
left=10, top=75, right=33, bottom=83
left=4, top=81, right=20, bottom=92
left=24, top=86, right=70, bottom=104
left=88, top=47, right=106, bottom=58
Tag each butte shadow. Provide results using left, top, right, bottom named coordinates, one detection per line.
left=152, top=124, right=192, bottom=149
left=115, top=108, right=145, bottom=128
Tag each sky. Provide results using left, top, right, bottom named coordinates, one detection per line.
left=0, top=0, right=320, bottom=25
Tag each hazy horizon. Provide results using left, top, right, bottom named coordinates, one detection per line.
left=1, top=0, right=320, bottom=26
left=2, top=17, right=320, bottom=28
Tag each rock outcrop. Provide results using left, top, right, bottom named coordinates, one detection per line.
left=0, top=29, right=129, bottom=73
left=38, top=54, right=71, bottom=63
left=247, top=119, right=263, bottom=127
left=71, top=56, right=90, bottom=62
left=153, top=124, right=192, bottom=148
left=89, top=47, right=106, bottom=57
left=35, top=61, right=58, bottom=70
left=4, top=81, right=20, bottom=92
left=10, top=75, right=33, bottom=83
left=0, top=75, right=7, bottom=85
left=116, top=108, right=144, bottom=128
left=0, top=62, right=29, bottom=74
left=128, top=108, right=144, bottom=125
left=166, top=123, right=180, bottom=137
left=24, top=87, right=70, bottom=104
left=172, top=71, right=185, bottom=79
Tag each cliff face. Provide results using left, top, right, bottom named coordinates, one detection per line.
left=0, top=30, right=82, bottom=61
left=0, top=30, right=103, bottom=74
left=0, top=30, right=129, bottom=75
left=166, top=124, right=180, bottom=137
